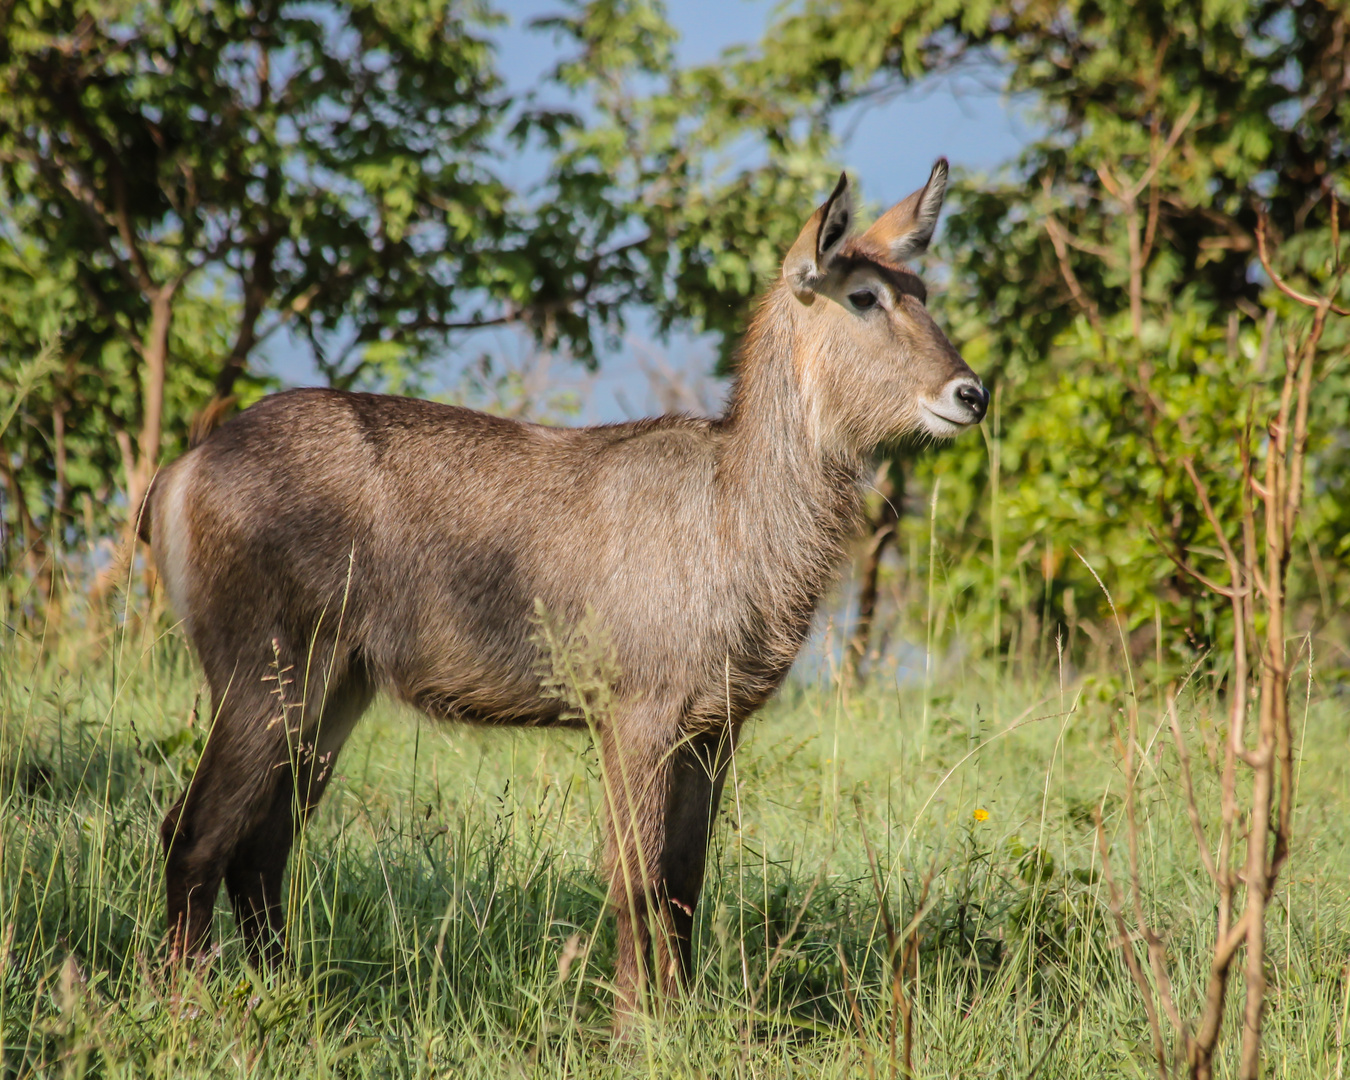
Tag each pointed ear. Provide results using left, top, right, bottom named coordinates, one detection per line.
left=860, top=158, right=948, bottom=264
left=783, top=172, right=854, bottom=298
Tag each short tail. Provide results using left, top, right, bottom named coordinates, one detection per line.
left=188, top=394, right=236, bottom=449
left=139, top=395, right=232, bottom=544
left=135, top=475, right=156, bottom=544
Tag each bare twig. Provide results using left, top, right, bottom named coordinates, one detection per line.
left=1095, top=804, right=1170, bottom=1080
left=1044, top=214, right=1104, bottom=335
left=1128, top=99, right=1201, bottom=201
left=1255, top=216, right=1350, bottom=316
left=1187, top=214, right=1344, bottom=1080
left=1165, top=691, right=1219, bottom=885
left=1145, top=522, right=1248, bottom=599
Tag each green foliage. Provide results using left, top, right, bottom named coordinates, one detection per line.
left=0, top=0, right=513, bottom=366
left=3, top=0, right=1348, bottom=656
left=525, top=0, right=839, bottom=372
left=0, top=0, right=841, bottom=559
left=717, top=0, right=1350, bottom=650
left=0, top=0, right=513, bottom=546
left=0, top=236, right=232, bottom=556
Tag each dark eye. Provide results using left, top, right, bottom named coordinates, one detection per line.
left=849, top=290, right=877, bottom=310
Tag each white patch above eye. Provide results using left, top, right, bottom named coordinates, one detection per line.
left=844, top=277, right=892, bottom=311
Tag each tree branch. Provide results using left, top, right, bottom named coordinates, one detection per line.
left=1043, top=213, right=1103, bottom=335
left=1255, top=216, right=1350, bottom=317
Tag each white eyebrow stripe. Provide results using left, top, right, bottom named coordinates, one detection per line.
left=845, top=272, right=889, bottom=293
left=848, top=275, right=894, bottom=306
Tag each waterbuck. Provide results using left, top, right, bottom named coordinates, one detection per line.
left=144, top=160, right=986, bottom=1018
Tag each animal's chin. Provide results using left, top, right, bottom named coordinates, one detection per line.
left=918, top=405, right=975, bottom=439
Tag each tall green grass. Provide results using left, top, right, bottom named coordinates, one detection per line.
left=4, top=609, right=1349, bottom=1078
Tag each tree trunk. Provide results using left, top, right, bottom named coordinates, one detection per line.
left=845, top=458, right=904, bottom=681
left=194, top=235, right=279, bottom=446
left=125, top=285, right=176, bottom=545
left=0, top=455, right=50, bottom=607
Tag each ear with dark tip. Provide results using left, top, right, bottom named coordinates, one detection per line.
left=816, top=172, right=853, bottom=263
left=859, top=157, right=948, bottom=264
left=783, top=172, right=854, bottom=298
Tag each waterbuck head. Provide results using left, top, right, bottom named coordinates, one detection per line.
left=781, top=159, right=987, bottom=449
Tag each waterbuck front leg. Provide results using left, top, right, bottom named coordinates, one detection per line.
left=602, top=709, right=735, bottom=1027
left=651, top=731, right=734, bottom=993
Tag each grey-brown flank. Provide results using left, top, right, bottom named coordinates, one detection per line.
left=143, top=161, right=987, bottom=1024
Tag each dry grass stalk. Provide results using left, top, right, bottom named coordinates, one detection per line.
left=1053, top=163, right=1345, bottom=1075
left=838, top=942, right=878, bottom=1080
left=855, top=803, right=935, bottom=1078
left=1133, top=208, right=1340, bottom=1079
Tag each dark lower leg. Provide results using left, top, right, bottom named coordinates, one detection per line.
left=163, top=645, right=366, bottom=968
left=607, top=728, right=732, bottom=1021
left=162, top=736, right=273, bottom=964
left=224, top=733, right=345, bottom=969
left=163, top=827, right=226, bottom=964
left=224, top=779, right=294, bottom=969
left=651, top=733, right=730, bottom=995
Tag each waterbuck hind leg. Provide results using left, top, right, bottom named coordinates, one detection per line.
left=221, top=776, right=294, bottom=970
left=161, top=682, right=281, bottom=965
left=223, top=673, right=372, bottom=969
left=604, top=711, right=734, bottom=1028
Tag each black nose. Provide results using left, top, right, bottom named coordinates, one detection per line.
left=956, top=381, right=989, bottom=422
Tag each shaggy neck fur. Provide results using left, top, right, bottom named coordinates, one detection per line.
left=710, top=282, right=868, bottom=700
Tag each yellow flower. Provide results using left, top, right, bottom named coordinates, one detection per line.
left=972, top=807, right=990, bottom=823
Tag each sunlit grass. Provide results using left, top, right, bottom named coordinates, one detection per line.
left=3, top=621, right=1349, bottom=1078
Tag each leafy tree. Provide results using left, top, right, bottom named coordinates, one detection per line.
left=524, top=0, right=838, bottom=370
left=0, top=0, right=837, bottom=586
left=0, top=0, right=515, bottom=560
left=721, top=0, right=1350, bottom=657
left=11, top=0, right=1344, bottom=666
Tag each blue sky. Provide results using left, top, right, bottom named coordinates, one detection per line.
left=262, top=1, right=1034, bottom=420
left=496, top=0, right=1034, bottom=188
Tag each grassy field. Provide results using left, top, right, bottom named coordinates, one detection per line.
left=3, top=616, right=1350, bottom=1078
